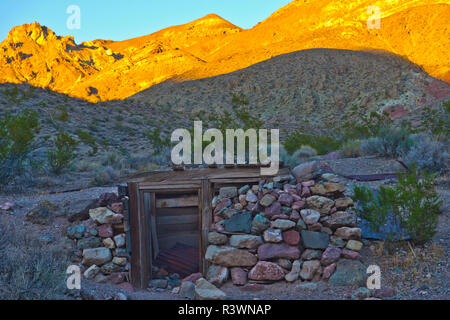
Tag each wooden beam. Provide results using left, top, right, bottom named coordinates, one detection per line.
left=127, top=182, right=141, bottom=288
left=149, top=193, right=159, bottom=262
left=156, top=195, right=198, bottom=208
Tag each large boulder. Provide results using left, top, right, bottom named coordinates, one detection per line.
left=301, top=230, right=330, bottom=249
left=292, top=161, right=319, bottom=182
left=248, top=261, right=285, bottom=281
left=205, top=246, right=257, bottom=267
left=329, top=259, right=367, bottom=287
left=195, top=278, right=226, bottom=300
left=26, top=200, right=58, bottom=225
left=258, top=243, right=300, bottom=261
left=180, top=281, right=196, bottom=299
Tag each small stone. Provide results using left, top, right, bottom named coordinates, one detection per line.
left=322, top=211, right=356, bottom=229
left=245, top=191, right=258, bottom=203
left=292, top=201, right=306, bottom=211
left=114, top=234, right=126, bottom=248
left=346, top=240, right=363, bottom=252
left=292, top=161, right=319, bottom=182
left=109, top=202, right=124, bottom=214
left=26, top=200, right=58, bottom=225
left=182, top=273, right=203, bottom=283
left=82, top=247, right=112, bottom=266
left=115, top=248, right=130, bottom=258
left=322, top=263, right=337, bottom=279
left=207, top=265, right=229, bottom=287
left=231, top=268, right=248, bottom=286
left=229, top=235, right=263, bottom=249
left=264, top=201, right=282, bottom=217
left=258, top=243, right=300, bottom=260
left=335, top=198, right=354, bottom=210
left=271, top=219, right=296, bottom=230
left=77, top=237, right=102, bottom=250
left=341, top=249, right=362, bottom=260
left=285, top=260, right=301, bottom=283
left=89, top=207, right=123, bottom=225
left=263, top=228, right=283, bottom=243
left=251, top=214, right=270, bottom=235
left=335, top=227, right=362, bottom=240
left=208, top=232, right=228, bottom=245
left=301, top=230, right=330, bottom=249
left=300, top=209, right=321, bottom=225
left=239, top=185, right=250, bottom=195
left=219, top=187, right=238, bottom=199
left=329, top=259, right=367, bottom=287
left=205, top=246, right=257, bottom=267
left=223, top=211, right=252, bottom=234
left=112, top=257, right=127, bottom=266
left=83, top=265, right=100, bottom=279
left=321, top=247, right=342, bottom=266
left=278, top=194, right=293, bottom=207
left=195, top=278, right=226, bottom=300
left=260, top=194, right=276, bottom=207
left=276, top=258, right=292, bottom=270
left=282, top=230, right=300, bottom=245
left=299, top=260, right=321, bottom=281
left=97, top=224, right=113, bottom=238
left=306, top=196, right=334, bottom=214
left=109, top=272, right=126, bottom=285
left=94, top=273, right=107, bottom=283
left=296, top=219, right=307, bottom=231
left=302, top=249, right=323, bottom=260
left=67, top=225, right=86, bottom=240
left=248, top=261, right=285, bottom=281
left=180, top=281, right=196, bottom=299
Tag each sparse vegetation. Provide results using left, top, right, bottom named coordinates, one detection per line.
left=354, top=165, right=442, bottom=243
left=48, top=131, right=79, bottom=174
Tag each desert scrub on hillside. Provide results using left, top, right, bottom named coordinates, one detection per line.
left=0, top=218, right=69, bottom=299
left=0, top=109, right=40, bottom=185
left=284, top=131, right=340, bottom=156
left=404, top=133, right=449, bottom=173
left=339, top=139, right=363, bottom=158
left=354, top=165, right=442, bottom=244
left=76, top=129, right=98, bottom=156
left=360, top=125, right=413, bottom=158
left=48, top=131, right=79, bottom=174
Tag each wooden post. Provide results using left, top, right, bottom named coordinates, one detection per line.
left=201, top=179, right=212, bottom=275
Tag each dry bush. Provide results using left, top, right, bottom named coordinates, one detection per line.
left=0, top=218, right=69, bottom=300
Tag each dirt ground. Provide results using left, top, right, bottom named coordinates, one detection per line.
left=0, top=156, right=448, bottom=300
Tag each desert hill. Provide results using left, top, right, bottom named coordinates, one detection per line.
left=0, top=0, right=449, bottom=102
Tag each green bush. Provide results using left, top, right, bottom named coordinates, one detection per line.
left=340, top=139, right=363, bottom=158
left=145, top=128, right=170, bottom=153
left=405, top=133, right=449, bottom=173
left=284, top=131, right=341, bottom=155
left=0, top=109, right=40, bottom=184
left=76, top=129, right=98, bottom=156
left=48, top=131, right=79, bottom=174
left=354, top=165, right=442, bottom=243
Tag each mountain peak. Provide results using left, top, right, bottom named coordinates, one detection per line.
left=6, top=22, right=58, bottom=45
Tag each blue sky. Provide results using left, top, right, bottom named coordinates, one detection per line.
left=0, top=0, right=292, bottom=43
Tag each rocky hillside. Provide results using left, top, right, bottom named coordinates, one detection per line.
left=0, top=0, right=449, bottom=102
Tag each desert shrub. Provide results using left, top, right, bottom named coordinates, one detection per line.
left=405, top=133, right=449, bottom=173
left=0, top=218, right=69, bottom=299
left=284, top=131, right=340, bottom=155
left=419, top=100, right=450, bottom=137
left=76, top=129, right=98, bottom=156
left=145, top=128, right=170, bottom=153
left=90, top=165, right=119, bottom=186
left=360, top=125, right=413, bottom=158
left=0, top=109, right=40, bottom=185
left=340, top=139, right=363, bottom=158
left=354, top=165, right=442, bottom=243
left=101, top=151, right=124, bottom=168
left=55, top=105, right=69, bottom=122
left=48, top=131, right=79, bottom=174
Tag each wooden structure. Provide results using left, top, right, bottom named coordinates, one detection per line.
left=123, top=166, right=290, bottom=289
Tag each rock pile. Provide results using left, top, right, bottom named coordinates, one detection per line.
left=65, top=193, right=131, bottom=288
left=205, top=161, right=365, bottom=288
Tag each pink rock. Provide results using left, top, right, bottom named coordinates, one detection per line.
left=322, top=263, right=337, bottom=279
left=0, top=201, right=15, bottom=211
left=258, top=243, right=300, bottom=260
left=109, top=202, right=123, bottom=214
left=278, top=194, right=293, bottom=207
left=292, top=201, right=306, bottom=211
left=231, top=268, right=248, bottom=286
left=182, top=272, right=203, bottom=283
left=290, top=210, right=300, bottom=222
left=282, top=230, right=300, bottom=246
left=302, top=180, right=315, bottom=188
left=264, top=202, right=282, bottom=218
left=296, top=184, right=303, bottom=194
left=291, top=194, right=302, bottom=202
left=118, top=282, right=134, bottom=292
left=341, top=249, right=362, bottom=260
left=248, top=261, right=285, bottom=281
left=301, top=187, right=311, bottom=197
left=214, top=198, right=232, bottom=214
left=321, top=247, right=342, bottom=266
left=97, top=224, right=113, bottom=238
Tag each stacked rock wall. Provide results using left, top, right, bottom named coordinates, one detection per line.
left=205, top=168, right=364, bottom=288
left=66, top=194, right=131, bottom=287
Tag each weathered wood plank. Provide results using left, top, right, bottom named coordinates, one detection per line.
left=157, top=214, right=198, bottom=225
left=156, top=195, right=198, bottom=208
